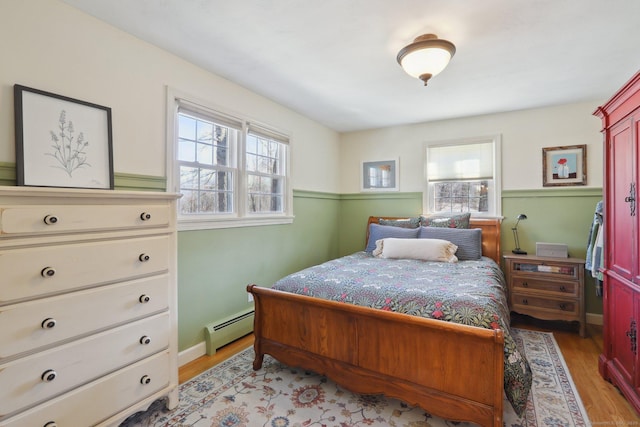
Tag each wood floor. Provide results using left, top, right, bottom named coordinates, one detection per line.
left=179, top=317, right=640, bottom=425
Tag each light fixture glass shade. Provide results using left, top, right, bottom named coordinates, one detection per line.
left=397, top=34, right=456, bottom=85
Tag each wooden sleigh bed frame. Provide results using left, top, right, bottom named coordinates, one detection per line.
left=247, top=217, right=505, bottom=427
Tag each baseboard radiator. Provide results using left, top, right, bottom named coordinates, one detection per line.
left=204, top=308, right=254, bottom=355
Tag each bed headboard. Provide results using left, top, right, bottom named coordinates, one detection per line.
left=367, top=216, right=502, bottom=264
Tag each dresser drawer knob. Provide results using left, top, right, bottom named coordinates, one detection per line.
left=44, top=422, right=58, bottom=427
left=41, top=267, right=56, bottom=277
left=41, top=318, right=57, bottom=329
left=140, top=375, right=152, bottom=385
left=41, top=369, right=57, bottom=382
left=43, top=215, right=58, bottom=225
left=140, top=212, right=152, bottom=221
left=139, top=254, right=150, bottom=262
left=139, top=294, right=151, bottom=303
left=140, top=335, right=152, bottom=345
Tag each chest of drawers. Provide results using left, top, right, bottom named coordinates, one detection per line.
left=503, top=253, right=586, bottom=337
left=0, top=186, right=180, bottom=427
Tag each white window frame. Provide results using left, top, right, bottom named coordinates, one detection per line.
left=423, top=134, right=502, bottom=217
left=166, top=87, right=293, bottom=230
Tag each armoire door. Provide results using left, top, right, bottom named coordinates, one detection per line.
left=608, top=275, right=637, bottom=386
left=607, top=117, right=636, bottom=282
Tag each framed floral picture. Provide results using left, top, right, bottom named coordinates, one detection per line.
left=361, top=158, right=399, bottom=191
left=14, top=84, right=114, bottom=189
left=542, top=145, right=587, bottom=187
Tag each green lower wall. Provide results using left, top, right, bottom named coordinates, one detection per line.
left=177, top=190, right=341, bottom=350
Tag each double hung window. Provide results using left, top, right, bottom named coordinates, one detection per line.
left=425, top=135, right=501, bottom=216
left=169, top=93, right=292, bottom=229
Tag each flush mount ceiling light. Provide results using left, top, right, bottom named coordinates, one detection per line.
left=396, top=33, right=456, bottom=86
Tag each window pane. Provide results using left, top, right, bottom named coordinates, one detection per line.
left=179, top=190, right=197, bottom=214
left=178, top=115, right=196, bottom=140
left=197, top=142, right=213, bottom=165
left=197, top=121, right=213, bottom=143
left=179, top=166, right=198, bottom=189
left=431, top=180, right=490, bottom=213
left=178, top=138, right=195, bottom=162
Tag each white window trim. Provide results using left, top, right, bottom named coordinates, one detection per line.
left=423, top=134, right=502, bottom=217
left=166, top=87, right=294, bottom=231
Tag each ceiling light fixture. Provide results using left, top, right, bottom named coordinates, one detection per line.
left=396, top=33, right=456, bottom=86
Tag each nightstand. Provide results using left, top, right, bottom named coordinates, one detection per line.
left=503, top=253, right=586, bottom=337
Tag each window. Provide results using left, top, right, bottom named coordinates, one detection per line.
left=424, top=135, right=501, bottom=217
left=167, top=90, right=292, bottom=230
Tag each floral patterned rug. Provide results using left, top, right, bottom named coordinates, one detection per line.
left=121, top=328, right=590, bottom=427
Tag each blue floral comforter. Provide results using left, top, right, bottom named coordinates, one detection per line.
left=271, top=251, right=532, bottom=415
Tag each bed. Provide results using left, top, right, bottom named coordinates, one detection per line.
left=247, top=216, right=531, bottom=427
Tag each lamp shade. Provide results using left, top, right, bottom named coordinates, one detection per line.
left=397, top=34, right=456, bottom=85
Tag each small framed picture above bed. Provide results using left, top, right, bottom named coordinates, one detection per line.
left=361, top=158, right=399, bottom=191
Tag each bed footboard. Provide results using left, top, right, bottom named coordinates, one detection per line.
left=247, top=284, right=504, bottom=427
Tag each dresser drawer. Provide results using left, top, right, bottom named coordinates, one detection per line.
left=0, top=235, right=169, bottom=305
left=0, top=204, right=170, bottom=236
left=0, top=312, right=170, bottom=417
left=0, top=351, right=171, bottom=427
left=510, top=293, right=578, bottom=316
left=510, top=277, right=578, bottom=297
left=0, top=275, right=169, bottom=360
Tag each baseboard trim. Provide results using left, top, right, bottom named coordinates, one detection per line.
left=178, top=341, right=206, bottom=367
left=586, top=312, right=603, bottom=326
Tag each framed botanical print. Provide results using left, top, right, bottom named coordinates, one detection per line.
left=14, top=84, right=114, bottom=189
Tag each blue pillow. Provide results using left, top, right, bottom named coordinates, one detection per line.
left=418, top=227, right=482, bottom=260
left=365, top=223, right=420, bottom=253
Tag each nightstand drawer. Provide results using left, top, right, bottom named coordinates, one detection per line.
left=511, top=293, right=578, bottom=315
left=511, top=277, right=578, bottom=297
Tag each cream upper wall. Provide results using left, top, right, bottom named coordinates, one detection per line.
left=339, top=101, right=604, bottom=194
left=0, top=0, right=340, bottom=193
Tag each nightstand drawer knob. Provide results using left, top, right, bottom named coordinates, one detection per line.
left=140, top=212, right=152, bottom=221
left=521, top=299, right=528, bottom=305
left=559, top=285, right=567, bottom=292
left=522, top=282, right=528, bottom=287
left=140, top=375, right=152, bottom=385
left=559, top=303, right=567, bottom=310
left=140, top=335, right=151, bottom=345
left=139, top=294, right=151, bottom=303
left=139, top=253, right=150, bottom=262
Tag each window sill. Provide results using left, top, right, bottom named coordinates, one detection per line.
left=177, top=215, right=295, bottom=231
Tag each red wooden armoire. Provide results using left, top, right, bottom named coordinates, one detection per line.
left=594, top=70, right=640, bottom=414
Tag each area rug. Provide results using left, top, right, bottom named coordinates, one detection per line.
left=121, top=328, right=590, bottom=427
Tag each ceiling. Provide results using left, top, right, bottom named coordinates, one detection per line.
left=61, top=0, right=640, bottom=133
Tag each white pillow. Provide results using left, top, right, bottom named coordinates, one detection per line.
left=373, top=238, right=458, bottom=262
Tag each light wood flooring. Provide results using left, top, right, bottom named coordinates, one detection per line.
left=179, top=317, right=640, bottom=425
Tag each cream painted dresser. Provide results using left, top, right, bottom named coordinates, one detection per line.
left=0, top=186, right=180, bottom=427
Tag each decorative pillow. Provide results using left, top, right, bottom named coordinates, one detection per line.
left=418, top=227, right=482, bottom=260
left=378, top=217, right=421, bottom=229
left=373, top=238, right=458, bottom=263
left=420, top=213, right=471, bottom=229
left=365, top=223, right=420, bottom=253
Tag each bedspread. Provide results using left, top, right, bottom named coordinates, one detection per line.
left=272, top=251, right=532, bottom=416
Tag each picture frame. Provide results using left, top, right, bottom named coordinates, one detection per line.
left=14, top=84, right=114, bottom=189
left=361, top=158, right=399, bottom=191
left=542, top=144, right=587, bottom=187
